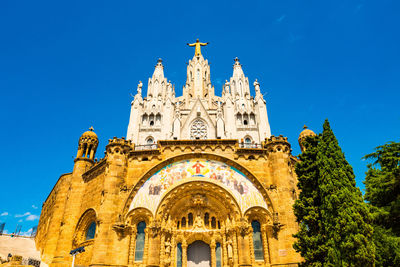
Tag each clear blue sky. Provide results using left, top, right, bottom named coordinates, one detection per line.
left=1, top=0, right=399, bottom=234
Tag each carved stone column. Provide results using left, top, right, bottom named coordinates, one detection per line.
left=160, top=233, right=165, bottom=266
left=222, top=234, right=228, bottom=267
left=232, top=232, right=239, bottom=267
left=211, top=239, right=216, bottom=267
left=143, top=228, right=150, bottom=264
left=237, top=220, right=251, bottom=267
left=248, top=228, right=255, bottom=265
left=182, top=241, right=188, bottom=267
left=128, top=229, right=137, bottom=265
left=261, top=225, right=270, bottom=264
left=170, top=235, right=176, bottom=267
left=147, top=221, right=161, bottom=267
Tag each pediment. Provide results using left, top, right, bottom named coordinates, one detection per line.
left=181, top=98, right=215, bottom=136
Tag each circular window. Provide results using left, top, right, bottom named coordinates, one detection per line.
left=190, top=119, right=207, bottom=139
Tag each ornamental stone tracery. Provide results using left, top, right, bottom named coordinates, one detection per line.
left=190, top=119, right=208, bottom=139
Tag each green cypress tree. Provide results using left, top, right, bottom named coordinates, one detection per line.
left=363, top=141, right=400, bottom=266
left=317, top=120, right=374, bottom=266
left=294, top=120, right=375, bottom=266
left=293, top=133, right=327, bottom=266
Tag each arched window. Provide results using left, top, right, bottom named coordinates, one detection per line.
left=216, top=242, right=222, bottom=267
left=142, top=114, right=148, bottom=124
left=244, top=137, right=252, bottom=148
left=135, top=221, right=146, bottom=262
left=211, top=217, right=216, bottom=229
left=236, top=114, right=242, bottom=125
left=155, top=114, right=161, bottom=126
left=177, top=243, right=182, bottom=267
left=251, top=220, right=264, bottom=260
left=74, top=209, right=97, bottom=247
left=146, top=137, right=154, bottom=144
left=82, top=143, right=87, bottom=158
left=188, top=213, right=193, bottom=227
left=250, top=113, right=256, bottom=125
left=181, top=217, right=186, bottom=228
left=149, top=114, right=154, bottom=126
left=204, top=213, right=209, bottom=227
left=243, top=113, right=249, bottom=125
left=85, top=221, right=96, bottom=240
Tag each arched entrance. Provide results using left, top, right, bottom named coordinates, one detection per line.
left=187, top=241, right=211, bottom=267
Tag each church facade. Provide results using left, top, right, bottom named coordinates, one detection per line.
left=36, top=41, right=309, bottom=267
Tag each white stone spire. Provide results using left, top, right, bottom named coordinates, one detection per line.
left=147, top=58, right=168, bottom=100
left=253, top=79, right=271, bottom=139
left=183, top=54, right=215, bottom=109
left=230, top=57, right=250, bottom=99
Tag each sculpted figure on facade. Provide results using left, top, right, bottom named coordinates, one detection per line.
left=137, top=80, right=143, bottom=95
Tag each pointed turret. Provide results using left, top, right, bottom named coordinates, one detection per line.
left=253, top=79, right=271, bottom=139
left=230, top=58, right=250, bottom=100
left=183, top=41, right=215, bottom=108
left=147, top=58, right=170, bottom=101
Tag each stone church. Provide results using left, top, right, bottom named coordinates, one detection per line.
left=36, top=40, right=313, bottom=267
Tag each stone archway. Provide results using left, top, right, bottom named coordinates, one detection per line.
left=122, top=153, right=276, bottom=217
left=187, top=241, right=211, bottom=267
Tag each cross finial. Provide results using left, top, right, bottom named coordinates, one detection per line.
left=303, top=125, right=308, bottom=129
left=89, top=126, right=94, bottom=131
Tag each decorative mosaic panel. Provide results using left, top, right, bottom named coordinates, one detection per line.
left=129, top=159, right=268, bottom=214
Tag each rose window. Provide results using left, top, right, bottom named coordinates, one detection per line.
left=190, top=119, right=207, bottom=139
